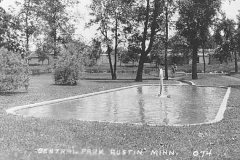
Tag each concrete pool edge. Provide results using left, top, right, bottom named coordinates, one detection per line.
left=179, top=80, right=196, bottom=86
left=212, top=87, right=231, bottom=123
left=6, top=84, right=231, bottom=127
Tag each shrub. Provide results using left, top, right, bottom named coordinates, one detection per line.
left=83, top=58, right=96, bottom=67
left=53, top=48, right=84, bottom=85
left=0, top=48, right=30, bottom=92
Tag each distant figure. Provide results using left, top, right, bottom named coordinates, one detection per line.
left=171, top=63, right=177, bottom=78
left=24, top=77, right=30, bottom=91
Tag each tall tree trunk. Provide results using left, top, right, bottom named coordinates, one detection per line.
left=114, top=12, right=118, bottom=80
left=53, top=28, right=57, bottom=69
left=25, top=0, right=31, bottom=56
left=202, top=46, right=206, bottom=73
left=107, top=46, right=115, bottom=80
left=235, top=51, right=238, bottom=73
left=164, top=0, right=169, bottom=80
left=53, top=26, right=57, bottom=59
left=135, top=0, right=150, bottom=82
left=192, top=44, right=198, bottom=79
left=120, top=56, right=122, bottom=67
left=136, top=51, right=147, bottom=81
left=136, top=0, right=160, bottom=81
left=53, top=0, right=57, bottom=60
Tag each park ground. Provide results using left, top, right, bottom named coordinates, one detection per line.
left=0, top=63, right=240, bottom=160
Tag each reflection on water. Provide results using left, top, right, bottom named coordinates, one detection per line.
left=16, top=86, right=227, bottom=126
left=137, top=87, right=145, bottom=123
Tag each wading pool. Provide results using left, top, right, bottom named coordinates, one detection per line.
left=9, top=85, right=230, bottom=126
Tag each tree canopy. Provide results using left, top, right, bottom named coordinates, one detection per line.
left=214, top=17, right=236, bottom=64
left=0, top=7, right=24, bottom=53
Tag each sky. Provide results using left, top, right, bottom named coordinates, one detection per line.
left=1, top=0, right=240, bottom=42
left=221, top=0, right=240, bottom=20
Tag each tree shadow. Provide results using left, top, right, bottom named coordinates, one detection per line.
left=228, top=85, right=240, bottom=90
left=0, top=91, right=28, bottom=96
left=89, top=79, right=136, bottom=83
left=88, top=78, right=161, bottom=83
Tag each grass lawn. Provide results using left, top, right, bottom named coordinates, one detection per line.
left=84, top=62, right=240, bottom=73
left=0, top=72, right=240, bottom=159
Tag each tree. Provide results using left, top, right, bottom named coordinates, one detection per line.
left=0, top=6, right=29, bottom=92
left=14, top=0, right=38, bottom=56
left=234, top=11, right=240, bottom=73
left=80, top=38, right=102, bottom=67
left=199, top=26, right=211, bottom=73
left=117, top=47, right=127, bottom=66
left=201, top=34, right=216, bottom=72
left=213, top=17, right=235, bottom=64
left=0, top=7, right=24, bottom=53
left=163, top=0, right=177, bottom=79
left=176, top=0, right=221, bottom=79
left=88, top=0, right=115, bottom=79
left=90, top=38, right=102, bottom=62
left=35, top=41, right=50, bottom=64
left=121, top=46, right=139, bottom=65
left=169, top=34, right=191, bottom=65
left=150, top=38, right=165, bottom=67
left=125, top=0, right=164, bottom=81
left=31, top=0, right=79, bottom=59
left=88, top=0, right=133, bottom=80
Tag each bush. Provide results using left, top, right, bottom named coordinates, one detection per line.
left=53, top=49, right=83, bottom=85
left=83, top=58, right=96, bottom=67
left=0, top=48, right=30, bottom=92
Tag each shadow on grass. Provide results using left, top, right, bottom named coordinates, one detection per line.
left=227, top=85, right=240, bottom=89
left=82, top=77, right=159, bottom=80
left=82, top=78, right=161, bottom=84
left=0, top=91, right=27, bottom=96
left=85, top=79, right=137, bottom=83
left=51, top=83, right=77, bottom=86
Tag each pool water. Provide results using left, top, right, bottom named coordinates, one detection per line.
left=16, top=85, right=227, bottom=126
